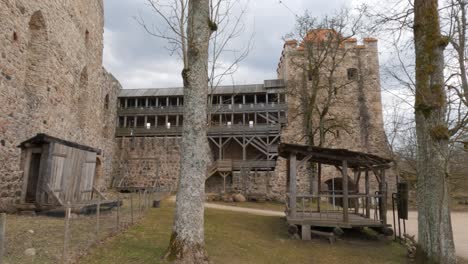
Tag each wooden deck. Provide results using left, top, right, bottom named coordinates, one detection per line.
left=287, top=212, right=388, bottom=229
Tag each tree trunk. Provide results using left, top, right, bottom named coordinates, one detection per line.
left=413, top=1, right=456, bottom=263
left=165, top=0, right=213, bottom=263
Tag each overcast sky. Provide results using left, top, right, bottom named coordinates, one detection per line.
left=103, top=0, right=358, bottom=89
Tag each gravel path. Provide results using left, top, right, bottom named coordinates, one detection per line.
left=205, top=202, right=468, bottom=259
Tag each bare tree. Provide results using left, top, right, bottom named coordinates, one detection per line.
left=283, top=10, right=364, bottom=193
left=164, top=0, right=215, bottom=262
left=137, top=0, right=253, bottom=91
left=413, top=0, right=456, bottom=263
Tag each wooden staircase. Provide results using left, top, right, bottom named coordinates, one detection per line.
left=207, top=159, right=233, bottom=179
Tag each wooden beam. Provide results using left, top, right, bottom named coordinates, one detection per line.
left=289, top=153, right=297, bottom=218
left=342, top=160, right=349, bottom=223
left=297, top=153, right=313, bottom=169
left=365, top=170, right=370, bottom=218
left=380, top=169, right=387, bottom=225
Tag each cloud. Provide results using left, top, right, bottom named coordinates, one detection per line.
left=103, top=0, right=350, bottom=89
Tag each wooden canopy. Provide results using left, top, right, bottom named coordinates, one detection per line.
left=278, top=143, right=392, bottom=169
left=18, top=133, right=102, bottom=154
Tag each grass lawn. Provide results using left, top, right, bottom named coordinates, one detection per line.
left=81, top=200, right=408, bottom=264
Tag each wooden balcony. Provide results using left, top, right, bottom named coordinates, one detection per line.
left=117, top=103, right=287, bottom=115
left=116, top=124, right=282, bottom=137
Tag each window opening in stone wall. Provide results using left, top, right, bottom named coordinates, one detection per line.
left=308, top=69, right=313, bottom=81
left=78, top=67, right=88, bottom=128
left=104, top=94, right=109, bottom=110
left=85, top=29, right=90, bottom=44
left=13, top=32, right=18, bottom=42
left=347, top=68, right=358, bottom=80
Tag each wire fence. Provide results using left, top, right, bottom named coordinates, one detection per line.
left=0, top=190, right=163, bottom=264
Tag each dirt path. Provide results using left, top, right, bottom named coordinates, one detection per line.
left=204, top=202, right=468, bottom=259
left=205, top=203, right=284, bottom=216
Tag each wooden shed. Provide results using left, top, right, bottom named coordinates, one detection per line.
left=17, top=134, right=112, bottom=213
left=279, top=143, right=393, bottom=240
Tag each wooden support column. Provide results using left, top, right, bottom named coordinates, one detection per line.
left=125, top=98, right=128, bottom=108
left=301, top=224, right=311, bottom=240
left=133, top=116, right=137, bottom=128
left=317, top=163, right=322, bottom=212
left=219, top=137, right=222, bottom=160
left=242, top=135, right=246, bottom=160
left=365, top=170, right=370, bottom=218
left=380, top=169, right=387, bottom=224
left=289, top=152, right=297, bottom=218
left=123, top=116, right=127, bottom=128
left=342, top=160, right=349, bottom=223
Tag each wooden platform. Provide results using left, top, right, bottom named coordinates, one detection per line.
left=287, top=212, right=389, bottom=229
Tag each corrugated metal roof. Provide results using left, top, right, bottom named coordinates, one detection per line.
left=119, top=81, right=285, bottom=98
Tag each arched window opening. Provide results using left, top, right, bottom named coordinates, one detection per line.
left=78, top=67, right=88, bottom=128
left=85, top=29, right=90, bottom=44
left=104, top=94, right=109, bottom=110
left=25, top=11, right=48, bottom=112
left=347, top=68, right=358, bottom=81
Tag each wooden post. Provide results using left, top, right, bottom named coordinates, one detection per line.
left=138, top=190, right=142, bottom=217
left=317, top=163, right=322, bottom=212
left=0, top=213, right=5, bottom=264
left=342, top=160, right=349, bottom=223
left=62, top=202, right=71, bottom=264
left=96, top=198, right=101, bottom=240
left=130, top=192, right=134, bottom=224
left=116, top=193, right=120, bottom=231
left=289, top=153, right=297, bottom=218
left=380, top=169, right=387, bottom=224
left=301, top=224, right=311, bottom=240
left=365, top=170, right=370, bottom=218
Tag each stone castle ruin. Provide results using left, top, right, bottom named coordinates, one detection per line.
left=0, top=1, right=120, bottom=211
left=0, top=1, right=393, bottom=211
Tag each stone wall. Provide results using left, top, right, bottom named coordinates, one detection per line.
left=112, top=137, right=181, bottom=190
left=0, top=0, right=120, bottom=210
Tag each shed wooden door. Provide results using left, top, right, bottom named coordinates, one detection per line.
left=80, top=151, right=97, bottom=201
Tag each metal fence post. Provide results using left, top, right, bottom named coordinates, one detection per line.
left=62, top=202, right=71, bottom=264
left=0, top=213, right=6, bottom=264
left=96, top=198, right=101, bottom=241
left=138, top=190, right=142, bottom=217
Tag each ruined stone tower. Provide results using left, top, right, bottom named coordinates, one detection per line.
left=0, top=0, right=121, bottom=211
left=268, top=31, right=394, bottom=199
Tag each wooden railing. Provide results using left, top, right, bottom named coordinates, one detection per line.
left=286, top=192, right=384, bottom=223
left=118, top=103, right=287, bottom=114
left=116, top=124, right=282, bottom=137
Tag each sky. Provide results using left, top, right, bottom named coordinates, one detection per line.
left=103, top=0, right=355, bottom=89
